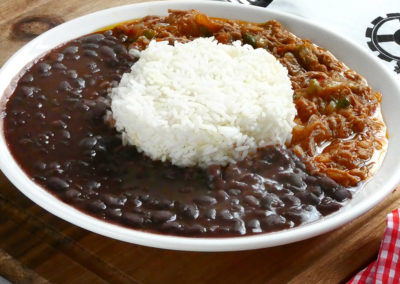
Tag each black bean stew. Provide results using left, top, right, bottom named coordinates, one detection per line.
left=3, top=11, right=356, bottom=237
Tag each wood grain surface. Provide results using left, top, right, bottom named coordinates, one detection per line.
left=1, top=1, right=399, bottom=283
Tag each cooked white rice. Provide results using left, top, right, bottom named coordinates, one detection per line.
left=110, top=37, right=296, bottom=167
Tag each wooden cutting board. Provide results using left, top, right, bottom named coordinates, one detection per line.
left=1, top=1, right=399, bottom=283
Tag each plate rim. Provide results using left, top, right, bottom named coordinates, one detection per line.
left=1, top=0, right=400, bottom=251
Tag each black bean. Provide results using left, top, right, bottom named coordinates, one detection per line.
left=85, top=180, right=101, bottom=191
left=130, top=207, right=142, bottom=215
left=214, top=226, right=231, bottom=234
left=185, top=224, right=206, bottom=235
left=213, top=179, right=227, bottom=190
left=84, top=50, right=99, bottom=58
left=305, top=175, right=318, bottom=184
left=281, top=195, right=301, bottom=207
left=317, top=197, right=342, bottom=216
left=261, top=147, right=280, bottom=162
left=89, top=101, right=107, bottom=119
left=82, top=43, right=99, bottom=49
left=53, top=63, right=67, bottom=70
left=260, top=215, right=287, bottom=230
left=79, top=137, right=97, bottom=149
left=114, top=44, right=128, bottom=55
left=207, top=165, right=222, bottom=181
left=61, top=114, right=71, bottom=120
left=204, top=208, right=216, bottom=220
left=49, top=52, right=64, bottom=62
left=308, top=185, right=323, bottom=196
left=230, top=204, right=244, bottom=215
left=239, top=173, right=262, bottom=186
left=215, top=190, right=229, bottom=201
left=225, top=165, right=242, bottom=179
left=130, top=198, right=142, bottom=208
left=103, top=30, right=113, bottom=37
left=103, top=39, right=117, bottom=46
left=207, top=165, right=226, bottom=189
left=253, top=159, right=272, bottom=171
left=48, top=162, right=61, bottom=169
left=72, top=77, right=86, bottom=89
left=87, top=61, right=100, bottom=73
left=82, top=33, right=105, bottom=43
left=160, top=221, right=182, bottom=232
left=100, top=46, right=117, bottom=59
left=277, top=188, right=293, bottom=196
left=261, top=193, right=283, bottom=210
left=20, top=86, right=34, bottom=98
left=64, top=189, right=82, bottom=200
left=33, top=175, right=47, bottom=182
left=51, top=120, right=67, bottom=129
left=20, top=74, right=34, bottom=83
left=60, top=130, right=71, bottom=140
left=228, top=180, right=249, bottom=190
left=282, top=209, right=309, bottom=225
left=38, top=94, right=47, bottom=101
left=75, top=98, right=88, bottom=106
left=122, top=212, right=144, bottom=226
left=87, top=200, right=107, bottom=212
left=218, top=209, right=233, bottom=221
left=34, top=161, right=47, bottom=171
left=67, top=70, right=78, bottom=79
left=246, top=219, right=261, bottom=232
left=63, top=46, right=79, bottom=55
left=151, top=211, right=176, bottom=223
left=243, top=195, right=260, bottom=207
left=145, top=198, right=160, bottom=207
left=320, top=176, right=339, bottom=190
left=139, top=194, right=150, bottom=202
left=193, top=196, right=217, bottom=206
left=293, top=156, right=307, bottom=171
left=295, top=191, right=320, bottom=205
left=106, top=34, right=117, bottom=40
left=106, top=59, right=119, bottom=67
left=279, top=151, right=292, bottom=166
left=46, top=177, right=69, bottom=191
left=227, top=188, right=241, bottom=196
left=278, top=171, right=304, bottom=188
left=231, top=219, right=246, bottom=235
left=37, top=63, right=52, bottom=74
left=58, top=81, right=73, bottom=92
left=178, top=203, right=199, bottom=220
left=331, top=188, right=352, bottom=202
left=102, top=193, right=127, bottom=207
left=106, top=208, right=122, bottom=219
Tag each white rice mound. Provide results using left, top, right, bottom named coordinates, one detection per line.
left=110, top=37, right=296, bottom=167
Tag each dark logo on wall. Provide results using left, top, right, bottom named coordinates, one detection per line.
left=244, top=0, right=273, bottom=7
left=227, top=0, right=273, bottom=8
left=366, top=13, right=400, bottom=74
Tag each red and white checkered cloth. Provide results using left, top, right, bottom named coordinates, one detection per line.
left=348, top=209, right=400, bottom=284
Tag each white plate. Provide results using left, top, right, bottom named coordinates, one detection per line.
left=1, top=1, right=400, bottom=251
